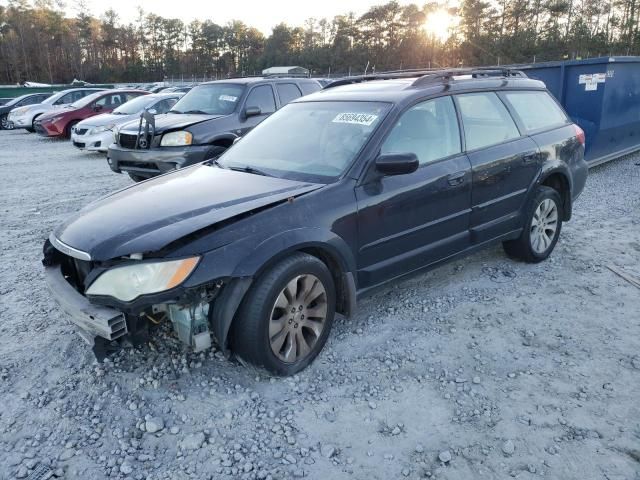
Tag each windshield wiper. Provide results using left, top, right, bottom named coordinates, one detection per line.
left=228, top=165, right=271, bottom=177
left=183, top=109, right=209, bottom=115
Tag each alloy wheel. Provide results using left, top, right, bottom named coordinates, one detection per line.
left=0, top=115, right=10, bottom=129
left=269, top=274, right=328, bottom=364
left=530, top=198, right=558, bottom=254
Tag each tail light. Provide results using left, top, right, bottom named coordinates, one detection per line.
left=574, top=124, right=585, bottom=146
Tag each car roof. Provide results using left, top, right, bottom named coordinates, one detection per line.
left=298, top=70, right=547, bottom=104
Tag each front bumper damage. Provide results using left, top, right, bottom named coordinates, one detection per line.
left=107, top=143, right=211, bottom=179
left=43, top=239, right=252, bottom=361
left=44, top=264, right=128, bottom=346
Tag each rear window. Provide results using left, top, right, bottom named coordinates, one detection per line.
left=456, top=92, right=520, bottom=150
left=503, top=91, right=568, bottom=132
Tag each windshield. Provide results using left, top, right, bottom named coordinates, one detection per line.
left=113, top=95, right=155, bottom=115
left=69, top=91, right=103, bottom=109
left=218, top=101, right=389, bottom=182
left=170, top=83, right=244, bottom=115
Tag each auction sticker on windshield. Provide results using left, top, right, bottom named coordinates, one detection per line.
left=332, top=112, right=378, bottom=126
left=219, top=95, right=238, bottom=102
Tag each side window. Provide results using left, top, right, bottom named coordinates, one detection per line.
left=94, top=95, right=109, bottom=106
left=276, top=83, right=302, bottom=105
left=299, top=81, right=322, bottom=95
left=55, top=93, right=74, bottom=105
left=503, top=91, right=568, bottom=132
left=245, top=85, right=276, bottom=114
left=381, top=96, right=461, bottom=164
left=125, top=92, right=141, bottom=102
left=456, top=92, right=520, bottom=150
left=72, top=91, right=86, bottom=102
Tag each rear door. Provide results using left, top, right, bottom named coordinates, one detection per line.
left=454, top=91, right=540, bottom=244
left=355, top=95, right=472, bottom=288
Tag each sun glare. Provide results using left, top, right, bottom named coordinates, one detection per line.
left=423, top=9, right=457, bottom=42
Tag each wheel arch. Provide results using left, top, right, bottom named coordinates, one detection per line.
left=538, top=169, right=572, bottom=221
left=214, top=231, right=357, bottom=353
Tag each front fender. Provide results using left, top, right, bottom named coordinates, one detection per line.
left=233, top=227, right=357, bottom=278
left=194, top=227, right=357, bottom=353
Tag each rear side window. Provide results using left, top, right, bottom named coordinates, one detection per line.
left=246, top=85, right=276, bottom=114
left=503, top=91, right=568, bottom=132
left=381, top=96, right=461, bottom=164
left=456, top=92, right=520, bottom=150
left=299, top=81, right=322, bottom=95
left=276, top=83, right=302, bottom=105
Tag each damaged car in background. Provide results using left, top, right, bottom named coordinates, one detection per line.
left=43, top=68, right=587, bottom=375
left=107, top=76, right=322, bottom=182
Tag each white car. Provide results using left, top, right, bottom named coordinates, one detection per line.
left=8, top=88, right=105, bottom=132
left=70, top=93, right=182, bottom=153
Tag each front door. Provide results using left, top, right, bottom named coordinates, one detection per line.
left=355, top=96, right=472, bottom=289
left=239, top=85, right=277, bottom=136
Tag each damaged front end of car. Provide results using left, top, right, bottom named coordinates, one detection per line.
left=42, top=234, right=251, bottom=362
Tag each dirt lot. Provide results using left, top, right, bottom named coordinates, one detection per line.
left=0, top=128, right=639, bottom=480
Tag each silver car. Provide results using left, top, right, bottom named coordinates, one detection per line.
left=71, top=93, right=182, bottom=153
left=8, top=88, right=106, bottom=132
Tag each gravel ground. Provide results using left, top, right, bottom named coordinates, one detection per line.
left=1, top=128, right=639, bottom=480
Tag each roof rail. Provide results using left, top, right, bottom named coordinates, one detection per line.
left=411, top=67, right=527, bottom=87
left=323, top=67, right=527, bottom=89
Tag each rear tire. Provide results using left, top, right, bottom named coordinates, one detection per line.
left=503, top=186, right=563, bottom=263
left=0, top=114, right=9, bottom=130
left=231, top=253, right=336, bottom=375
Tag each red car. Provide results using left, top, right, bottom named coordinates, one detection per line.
left=35, top=89, right=148, bottom=138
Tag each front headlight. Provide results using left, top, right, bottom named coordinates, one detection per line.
left=86, top=257, right=200, bottom=302
left=89, top=124, right=115, bottom=135
left=161, top=131, right=193, bottom=147
left=47, top=115, right=64, bottom=123
left=12, top=107, right=29, bottom=115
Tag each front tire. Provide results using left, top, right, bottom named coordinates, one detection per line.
left=128, top=173, right=148, bottom=182
left=0, top=114, right=10, bottom=130
left=231, top=253, right=336, bottom=375
left=64, top=120, right=79, bottom=139
left=503, top=186, right=563, bottom=263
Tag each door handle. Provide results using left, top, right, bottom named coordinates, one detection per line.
left=447, top=171, right=466, bottom=186
left=522, top=152, right=539, bottom=164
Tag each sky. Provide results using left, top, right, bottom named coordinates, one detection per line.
left=63, top=0, right=420, bottom=34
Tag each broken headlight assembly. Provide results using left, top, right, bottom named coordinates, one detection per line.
left=86, top=257, right=200, bottom=302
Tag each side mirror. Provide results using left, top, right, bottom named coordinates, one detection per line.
left=147, top=108, right=157, bottom=115
left=93, top=104, right=103, bottom=112
left=244, top=106, right=261, bottom=118
left=375, top=153, right=419, bottom=176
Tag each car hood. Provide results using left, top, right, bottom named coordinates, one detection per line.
left=39, top=106, right=77, bottom=120
left=53, top=165, right=323, bottom=261
left=119, top=113, right=220, bottom=135
left=11, top=103, right=55, bottom=115
left=78, top=113, right=134, bottom=128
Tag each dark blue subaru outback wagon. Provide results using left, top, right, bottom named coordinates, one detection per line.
left=44, top=68, right=588, bottom=375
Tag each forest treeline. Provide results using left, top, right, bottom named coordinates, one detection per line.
left=0, top=0, right=638, bottom=84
